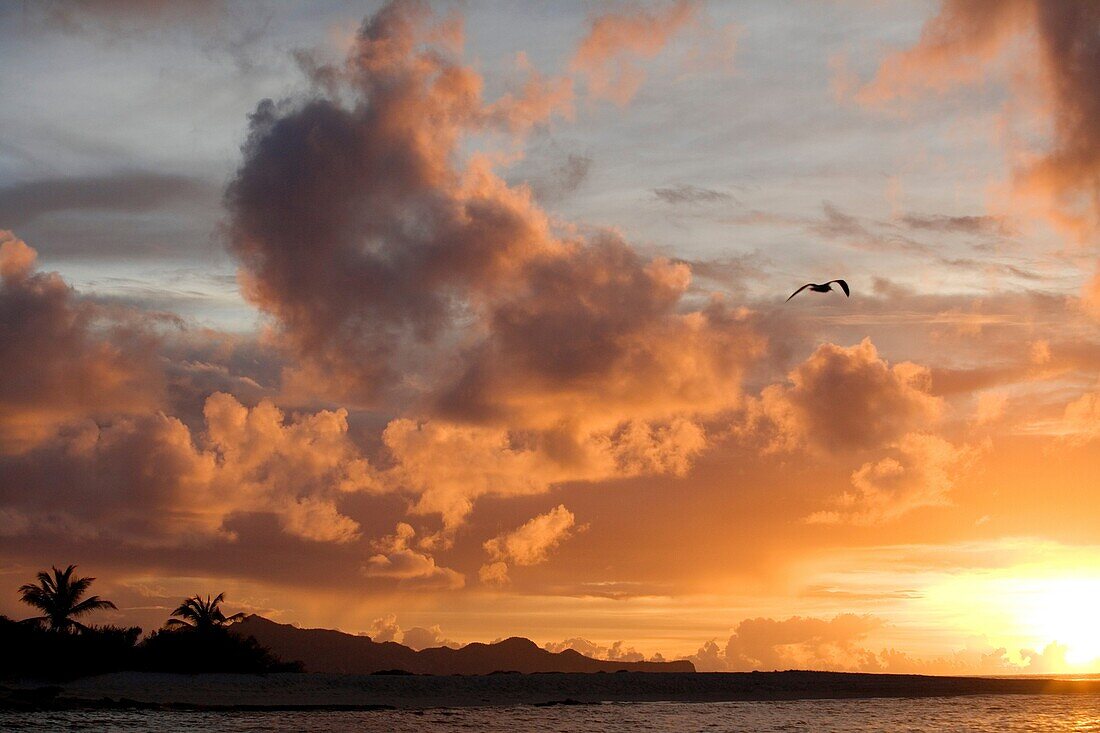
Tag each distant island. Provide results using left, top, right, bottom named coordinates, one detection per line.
left=0, top=564, right=690, bottom=687
left=6, top=567, right=1100, bottom=713
left=231, top=615, right=694, bottom=675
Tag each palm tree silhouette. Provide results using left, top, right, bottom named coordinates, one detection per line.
left=18, top=565, right=117, bottom=633
left=165, top=593, right=245, bottom=632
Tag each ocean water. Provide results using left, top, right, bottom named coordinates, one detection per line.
left=4, top=695, right=1100, bottom=733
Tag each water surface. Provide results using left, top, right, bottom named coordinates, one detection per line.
left=5, top=695, right=1100, bottom=732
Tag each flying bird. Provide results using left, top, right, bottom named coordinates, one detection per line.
left=786, top=279, right=850, bottom=302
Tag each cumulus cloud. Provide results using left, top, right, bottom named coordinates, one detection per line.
left=401, top=625, right=461, bottom=650
left=0, top=391, right=380, bottom=545
left=749, top=338, right=942, bottom=453
left=570, top=0, right=697, bottom=106
left=544, top=637, right=651, bottom=663
left=480, top=505, right=577, bottom=584
left=686, top=615, right=1077, bottom=675
left=363, top=523, right=465, bottom=589
left=384, top=416, right=708, bottom=530
left=806, top=432, right=983, bottom=525
left=366, top=613, right=402, bottom=643
left=366, top=612, right=461, bottom=649
left=227, top=1, right=764, bottom=531
left=228, top=2, right=573, bottom=404
left=687, top=615, right=884, bottom=672
left=0, top=233, right=164, bottom=453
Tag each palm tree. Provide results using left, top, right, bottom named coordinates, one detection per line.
left=18, top=565, right=117, bottom=633
left=165, top=593, right=245, bottom=632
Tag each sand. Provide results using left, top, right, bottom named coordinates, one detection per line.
left=5, top=671, right=1099, bottom=711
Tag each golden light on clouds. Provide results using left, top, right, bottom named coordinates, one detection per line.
left=0, top=0, right=1098, bottom=676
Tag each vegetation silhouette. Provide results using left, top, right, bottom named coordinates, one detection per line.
left=141, top=591, right=298, bottom=675
left=2, top=567, right=300, bottom=681
left=165, top=593, right=246, bottom=632
left=18, top=565, right=117, bottom=633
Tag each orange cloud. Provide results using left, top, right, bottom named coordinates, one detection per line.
left=480, top=505, right=577, bottom=584
left=363, top=616, right=457, bottom=650
left=806, top=433, right=983, bottom=525
left=382, top=416, right=708, bottom=530
left=363, top=523, right=465, bottom=589
left=0, top=233, right=163, bottom=454
left=750, top=338, right=942, bottom=453
left=688, top=614, right=884, bottom=672
left=570, top=0, right=697, bottom=106
left=1063, top=390, right=1100, bottom=444
left=686, top=614, right=1077, bottom=675
left=226, top=0, right=766, bottom=533
left=0, top=392, right=378, bottom=546
left=544, top=637, right=650, bottom=663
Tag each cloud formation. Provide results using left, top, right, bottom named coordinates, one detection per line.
left=363, top=523, right=465, bottom=589
left=806, top=432, right=982, bottom=525
left=750, top=339, right=942, bottom=453
left=0, top=233, right=164, bottom=453
left=0, top=173, right=212, bottom=228
left=480, top=505, right=577, bottom=584
left=367, top=612, right=461, bottom=649
left=570, top=0, right=697, bottom=105
left=855, top=0, right=1100, bottom=301
left=544, top=637, right=651, bottom=663
left=0, top=391, right=379, bottom=546
left=686, top=614, right=1073, bottom=674
left=227, top=1, right=764, bottom=531
left=1063, top=390, right=1100, bottom=444
left=653, top=184, right=732, bottom=205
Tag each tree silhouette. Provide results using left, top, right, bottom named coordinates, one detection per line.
left=165, top=593, right=245, bottom=632
left=18, top=565, right=117, bottom=633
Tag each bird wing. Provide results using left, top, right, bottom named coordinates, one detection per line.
left=786, top=283, right=814, bottom=302
left=829, top=279, right=850, bottom=297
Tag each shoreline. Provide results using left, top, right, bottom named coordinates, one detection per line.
left=6, top=671, right=1100, bottom=712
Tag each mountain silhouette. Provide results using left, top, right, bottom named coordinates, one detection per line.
left=232, top=615, right=694, bottom=674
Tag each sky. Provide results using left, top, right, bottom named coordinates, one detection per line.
left=0, top=0, right=1098, bottom=674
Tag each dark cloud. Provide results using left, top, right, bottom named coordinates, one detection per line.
left=2, top=0, right=225, bottom=36
left=901, top=213, right=1013, bottom=236
left=226, top=3, right=574, bottom=403
left=653, top=184, right=733, bottom=205
left=812, top=202, right=930, bottom=254
left=936, top=257, right=1046, bottom=282
left=529, top=154, right=592, bottom=203
left=0, top=172, right=215, bottom=228
left=227, top=0, right=761, bottom=437
left=675, top=252, right=769, bottom=290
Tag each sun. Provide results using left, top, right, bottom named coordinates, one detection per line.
left=1012, top=577, right=1100, bottom=667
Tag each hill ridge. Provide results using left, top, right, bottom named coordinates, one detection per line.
left=233, top=615, right=695, bottom=675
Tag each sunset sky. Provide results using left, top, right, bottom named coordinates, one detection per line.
left=1, top=0, right=1098, bottom=674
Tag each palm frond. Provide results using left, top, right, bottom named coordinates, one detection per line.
left=70, top=596, right=118, bottom=616
left=164, top=618, right=194, bottom=629
left=17, top=565, right=115, bottom=632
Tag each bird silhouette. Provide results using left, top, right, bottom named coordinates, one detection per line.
left=786, top=279, right=850, bottom=302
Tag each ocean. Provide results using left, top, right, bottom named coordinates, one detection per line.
left=4, top=695, right=1100, bottom=732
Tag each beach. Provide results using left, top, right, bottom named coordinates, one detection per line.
left=7, top=671, right=1100, bottom=711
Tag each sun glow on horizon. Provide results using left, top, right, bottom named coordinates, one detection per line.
left=925, top=571, right=1100, bottom=672
left=1011, top=577, right=1100, bottom=667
